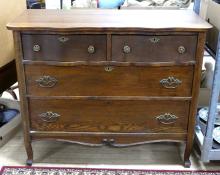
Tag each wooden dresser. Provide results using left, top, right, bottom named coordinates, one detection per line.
left=7, top=9, right=211, bottom=167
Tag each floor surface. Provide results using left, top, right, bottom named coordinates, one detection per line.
left=0, top=129, right=220, bottom=170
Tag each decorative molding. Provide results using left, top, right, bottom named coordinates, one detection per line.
left=23, top=60, right=196, bottom=67
left=31, top=138, right=184, bottom=148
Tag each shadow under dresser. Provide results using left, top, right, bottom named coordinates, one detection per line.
left=7, top=9, right=212, bottom=167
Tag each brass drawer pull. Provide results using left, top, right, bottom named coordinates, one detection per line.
left=123, top=45, right=131, bottom=54
left=104, top=66, right=114, bottom=72
left=178, top=46, right=186, bottom=54
left=160, top=76, right=182, bottom=89
left=33, top=45, right=40, bottom=52
left=88, top=45, right=95, bottom=54
left=58, top=36, right=69, bottom=43
left=102, top=138, right=115, bottom=146
left=39, top=111, right=60, bottom=123
left=149, top=37, right=160, bottom=43
left=156, top=113, right=178, bottom=125
left=36, top=75, right=58, bottom=88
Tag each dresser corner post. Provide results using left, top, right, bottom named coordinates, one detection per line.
left=183, top=31, right=207, bottom=168
left=13, top=31, right=33, bottom=166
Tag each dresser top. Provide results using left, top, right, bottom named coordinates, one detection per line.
left=7, top=9, right=212, bottom=32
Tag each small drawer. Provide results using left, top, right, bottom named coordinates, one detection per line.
left=112, top=35, right=197, bottom=63
left=25, top=65, right=194, bottom=97
left=22, top=34, right=107, bottom=61
left=29, top=99, right=190, bottom=133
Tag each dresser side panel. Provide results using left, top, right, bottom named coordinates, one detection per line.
left=13, top=31, right=33, bottom=160
left=184, top=32, right=206, bottom=161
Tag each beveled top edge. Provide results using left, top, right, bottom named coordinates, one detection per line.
left=7, top=9, right=212, bottom=31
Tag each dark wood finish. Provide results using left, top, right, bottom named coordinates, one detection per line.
left=107, top=34, right=112, bottom=61
left=22, top=34, right=107, bottom=61
left=13, top=31, right=33, bottom=166
left=22, top=31, right=199, bottom=35
left=7, top=10, right=211, bottom=32
left=7, top=9, right=212, bottom=167
left=31, top=132, right=187, bottom=146
left=25, top=65, right=194, bottom=97
left=0, top=60, right=17, bottom=94
left=23, top=60, right=196, bottom=66
left=112, top=35, right=197, bottom=63
left=29, top=99, right=190, bottom=133
left=183, top=32, right=207, bottom=167
left=27, top=96, right=192, bottom=101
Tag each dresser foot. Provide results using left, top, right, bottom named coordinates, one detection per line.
left=26, top=159, right=33, bottom=166
left=24, top=140, right=33, bottom=166
left=184, top=159, right=191, bottom=168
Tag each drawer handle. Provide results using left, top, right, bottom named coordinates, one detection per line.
left=88, top=45, right=95, bottom=54
left=33, top=45, right=40, bottom=52
left=39, top=111, right=60, bottom=123
left=149, top=37, right=160, bottom=43
left=104, top=66, right=114, bottom=72
left=58, top=36, right=69, bottom=43
left=36, top=76, right=58, bottom=88
left=160, top=76, right=182, bottom=89
left=123, top=45, right=131, bottom=54
left=102, top=138, right=115, bottom=146
left=156, top=113, right=178, bottom=125
left=178, top=46, right=186, bottom=54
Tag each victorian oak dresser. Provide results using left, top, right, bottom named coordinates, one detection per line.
left=7, top=9, right=211, bottom=167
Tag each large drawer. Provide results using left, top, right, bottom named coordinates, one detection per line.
left=112, top=35, right=197, bottom=63
left=25, top=65, right=194, bottom=97
left=22, top=34, right=107, bottom=61
left=29, top=99, right=190, bottom=133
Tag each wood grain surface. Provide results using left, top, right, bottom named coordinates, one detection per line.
left=22, top=34, right=107, bottom=61
left=31, top=132, right=187, bottom=145
left=7, top=10, right=212, bottom=31
left=29, top=99, right=190, bottom=133
left=25, top=65, right=194, bottom=97
left=8, top=9, right=211, bottom=166
left=112, top=35, right=197, bottom=62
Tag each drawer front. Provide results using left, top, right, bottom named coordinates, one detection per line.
left=25, top=65, right=194, bottom=97
left=29, top=99, right=190, bottom=133
left=112, top=35, right=197, bottom=63
left=32, top=133, right=187, bottom=144
left=22, top=34, right=107, bottom=61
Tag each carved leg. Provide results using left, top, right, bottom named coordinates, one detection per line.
left=183, top=143, right=192, bottom=168
left=24, top=138, right=33, bottom=166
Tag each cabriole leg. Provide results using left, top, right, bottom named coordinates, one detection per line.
left=183, top=144, right=192, bottom=168
left=24, top=138, right=33, bottom=166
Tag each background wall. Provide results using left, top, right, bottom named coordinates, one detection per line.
left=0, top=0, right=26, bottom=67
